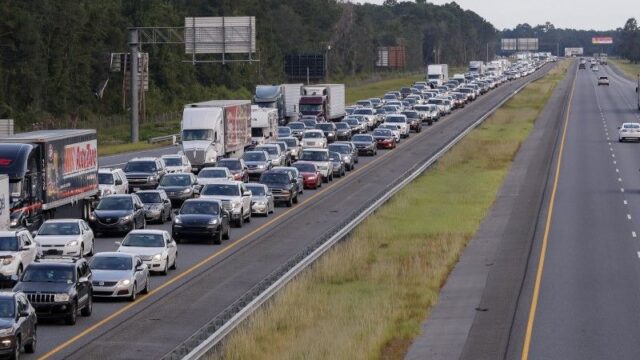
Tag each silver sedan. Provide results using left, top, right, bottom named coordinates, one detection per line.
left=89, top=252, right=150, bottom=301
left=245, top=183, right=275, bottom=216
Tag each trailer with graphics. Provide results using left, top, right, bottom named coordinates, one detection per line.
left=0, top=130, right=99, bottom=230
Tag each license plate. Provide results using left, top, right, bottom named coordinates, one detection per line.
left=134, top=188, right=140, bottom=192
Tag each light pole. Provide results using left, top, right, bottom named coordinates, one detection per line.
left=325, top=45, right=331, bottom=82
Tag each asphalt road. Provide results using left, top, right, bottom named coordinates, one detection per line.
left=507, top=64, right=640, bottom=359
left=25, top=68, right=551, bottom=360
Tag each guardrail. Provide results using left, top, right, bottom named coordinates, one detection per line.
left=160, top=66, right=551, bottom=360
left=148, top=133, right=180, bottom=144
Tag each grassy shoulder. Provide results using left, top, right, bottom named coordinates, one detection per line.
left=210, top=60, right=570, bottom=360
left=609, top=58, right=640, bottom=80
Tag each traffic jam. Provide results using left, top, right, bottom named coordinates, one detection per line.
left=0, top=57, right=549, bottom=357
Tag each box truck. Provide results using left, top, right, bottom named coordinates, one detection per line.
left=427, top=64, right=449, bottom=86
left=469, top=61, right=485, bottom=75
left=251, top=105, right=278, bottom=147
left=0, top=130, right=99, bottom=230
left=299, top=84, right=346, bottom=122
left=0, top=175, right=9, bottom=231
left=253, top=84, right=303, bottom=125
left=181, top=100, right=252, bottom=171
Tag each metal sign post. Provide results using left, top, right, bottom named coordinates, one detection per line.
left=129, top=29, right=140, bottom=143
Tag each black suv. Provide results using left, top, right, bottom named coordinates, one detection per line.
left=123, top=157, right=167, bottom=192
left=172, top=199, right=230, bottom=244
left=89, top=194, right=146, bottom=235
left=0, top=292, right=37, bottom=358
left=259, top=170, right=299, bottom=207
left=13, top=258, right=92, bottom=325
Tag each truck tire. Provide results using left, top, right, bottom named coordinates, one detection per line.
left=212, top=231, right=222, bottom=245
left=81, top=294, right=92, bottom=316
left=65, top=301, right=77, bottom=325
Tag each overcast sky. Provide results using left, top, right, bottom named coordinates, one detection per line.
left=359, top=0, right=638, bottom=31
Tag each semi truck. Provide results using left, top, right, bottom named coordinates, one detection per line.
left=427, top=64, right=449, bottom=86
left=253, top=84, right=303, bottom=125
left=469, top=61, right=485, bottom=75
left=181, top=100, right=252, bottom=171
left=0, top=175, right=9, bottom=231
left=299, top=84, right=346, bottom=122
left=0, top=130, right=99, bottom=230
left=251, top=105, right=278, bottom=147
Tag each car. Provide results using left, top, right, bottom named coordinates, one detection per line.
left=592, top=65, right=599, bottom=72
left=402, top=111, right=422, bottom=133
left=343, top=117, right=365, bottom=134
left=618, top=122, right=640, bottom=142
left=578, top=63, right=586, bottom=69
left=199, top=181, right=252, bottom=227
left=597, top=76, right=610, bottom=86
left=196, top=167, right=233, bottom=186
left=242, top=151, right=272, bottom=180
left=301, top=130, right=327, bottom=149
left=245, top=183, right=275, bottom=216
left=372, top=128, right=397, bottom=149
left=89, top=252, right=150, bottom=301
left=328, top=143, right=356, bottom=171
left=160, top=154, right=192, bottom=173
left=89, top=194, right=146, bottom=236
left=277, top=126, right=292, bottom=139
left=287, top=122, right=306, bottom=140
left=280, top=137, right=301, bottom=161
left=355, top=100, right=373, bottom=108
left=157, top=172, right=198, bottom=206
left=353, top=108, right=378, bottom=129
left=0, top=292, right=37, bottom=358
left=35, top=219, right=95, bottom=258
left=255, top=144, right=286, bottom=167
left=328, top=151, right=346, bottom=178
left=136, top=190, right=173, bottom=223
left=316, top=122, right=338, bottom=143
left=217, top=158, right=250, bottom=182
left=14, top=257, right=93, bottom=325
left=116, top=230, right=177, bottom=275
left=272, top=167, right=304, bottom=195
left=378, top=123, right=402, bottom=142
left=270, top=141, right=293, bottom=166
left=123, top=157, right=167, bottom=192
left=351, top=134, right=378, bottom=156
left=334, top=141, right=359, bottom=164
left=334, top=122, right=352, bottom=141
left=292, top=162, right=322, bottom=189
left=414, top=104, right=440, bottom=124
left=298, top=149, right=333, bottom=182
left=345, top=106, right=359, bottom=115
left=259, top=170, right=300, bottom=207
left=0, top=230, right=38, bottom=281
left=301, top=118, right=318, bottom=129
left=384, top=114, right=410, bottom=138
left=172, top=199, right=230, bottom=244
left=98, top=168, right=128, bottom=198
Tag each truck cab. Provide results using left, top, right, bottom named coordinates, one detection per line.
left=299, top=89, right=327, bottom=122
left=254, top=85, right=284, bottom=121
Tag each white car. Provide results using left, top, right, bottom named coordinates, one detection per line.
left=597, top=76, right=610, bottom=86
left=98, top=168, right=129, bottom=197
left=89, top=252, right=150, bottom=301
left=116, top=230, right=177, bottom=275
left=199, top=181, right=252, bottom=227
left=384, top=114, right=410, bottom=138
left=197, top=167, right=234, bottom=185
left=618, top=122, right=640, bottom=142
left=377, top=124, right=402, bottom=142
left=161, top=154, right=192, bottom=173
left=298, top=149, right=333, bottom=182
left=35, top=219, right=95, bottom=257
left=0, top=230, right=38, bottom=278
left=301, top=130, right=328, bottom=149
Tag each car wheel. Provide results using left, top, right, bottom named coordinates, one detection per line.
left=174, top=236, right=181, bottom=244
left=246, top=210, right=251, bottom=223
left=24, top=328, right=36, bottom=354
left=286, top=198, right=293, bottom=207
left=158, top=211, right=165, bottom=224
left=16, top=265, right=23, bottom=279
left=65, top=301, right=77, bottom=325
left=81, top=294, right=92, bottom=316
left=161, top=260, right=169, bottom=275
left=212, top=231, right=222, bottom=245
left=141, top=218, right=146, bottom=229
left=129, top=283, right=137, bottom=302
left=341, top=168, right=346, bottom=177
left=235, top=214, right=243, bottom=228
left=87, top=242, right=94, bottom=256
left=293, top=195, right=299, bottom=204
left=322, top=176, right=328, bottom=183
left=223, top=226, right=230, bottom=240
left=170, top=254, right=177, bottom=270
left=142, top=276, right=150, bottom=294
left=12, top=336, right=20, bottom=359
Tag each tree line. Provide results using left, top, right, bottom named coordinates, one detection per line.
left=619, top=18, right=640, bottom=63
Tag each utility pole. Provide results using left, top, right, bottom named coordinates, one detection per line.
left=486, top=43, right=489, bottom=63
left=129, top=29, right=140, bottom=143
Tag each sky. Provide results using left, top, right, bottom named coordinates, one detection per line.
left=359, top=0, right=639, bottom=31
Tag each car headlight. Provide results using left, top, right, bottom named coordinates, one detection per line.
left=182, top=188, right=192, bottom=193
left=117, top=279, right=131, bottom=287
left=208, top=157, right=216, bottom=162
left=9, top=219, right=17, bottom=227
left=103, top=189, right=112, bottom=196
left=232, top=201, right=242, bottom=209
left=174, top=216, right=182, bottom=224
left=255, top=200, right=267, bottom=206
left=66, top=240, right=79, bottom=247
left=1, top=256, right=13, bottom=265
left=0, top=328, right=13, bottom=336
left=148, top=175, right=157, bottom=182
left=343, top=155, right=351, bottom=162
left=54, top=293, right=70, bottom=302
left=153, top=254, right=162, bottom=261
left=209, top=218, right=219, bottom=225
left=89, top=212, right=96, bottom=221
left=123, top=214, right=133, bottom=222
left=257, top=164, right=266, bottom=169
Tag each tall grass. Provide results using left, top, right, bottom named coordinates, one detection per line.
left=210, top=60, right=570, bottom=360
left=609, top=58, right=640, bottom=80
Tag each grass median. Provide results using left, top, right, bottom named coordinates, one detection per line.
left=609, top=58, right=640, bottom=80
left=209, top=60, right=570, bottom=360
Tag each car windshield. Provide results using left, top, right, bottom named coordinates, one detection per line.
left=124, top=161, right=156, bottom=173
left=386, top=116, right=405, bottom=123
left=356, top=101, right=370, bottom=107
left=137, top=192, right=162, bottom=204
left=96, top=197, right=133, bottom=210
left=289, top=123, right=305, bottom=130
left=0, top=299, right=14, bottom=318
left=201, top=184, right=240, bottom=196
left=98, top=173, right=114, bottom=185
left=198, top=169, right=227, bottom=178
left=122, top=233, right=164, bottom=247
left=243, top=152, right=267, bottom=162
left=299, top=104, right=322, bottom=112
left=256, top=146, right=277, bottom=155
left=278, top=128, right=291, bottom=136
left=260, top=173, right=289, bottom=184
left=218, top=160, right=241, bottom=170
left=283, top=139, right=297, bottom=148
left=160, top=175, right=191, bottom=186
left=328, top=145, right=350, bottom=154
left=38, top=222, right=80, bottom=236
left=352, top=135, right=373, bottom=142
left=414, top=106, right=429, bottom=111
left=345, top=119, right=359, bottom=126
left=335, top=123, right=349, bottom=130
left=180, top=201, right=220, bottom=215
left=293, top=163, right=316, bottom=172
left=317, top=124, right=334, bottom=131
left=246, top=186, right=266, bottom=196
left=623, top=124, right=640, bottom=129
left=22, top=267, right=75, bottom=283
left=182, top=129, right=213, bottom=141
left=404, top=112, right=418, bottom=119
left=162, top=157, right=182, bottom=166
left=354, top=109, right=374, bottom=115
left=300, top=151, right=328, bottom=161
left=0, top=236, right=19, bottom=251
left=373, top=129, right=392, bottom=136
left=429, top=99, right=444, bottom=105
left=329, top=152, right=341, bottom=161
left=90, top=256, right=132, bottom=271
left=302, top=120, right=317, bottom=128
left=304, top=132, right=323, bottom=139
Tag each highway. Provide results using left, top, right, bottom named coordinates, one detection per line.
left=506, top=64, right=640, bottom=359
left=23, top=66, right=552, bottom=360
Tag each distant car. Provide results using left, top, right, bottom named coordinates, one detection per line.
left=172, top=199, right=230, bottom=244
left=301, top=130, right=327, bottom=149
left=116, top=230, right=177, bottom=275
left=217, top=158, right=249, bottom=183
left=0, top=292, right=37, bottom=357
left=197, top=167, right=233, bottom=186
left=372, top=129, right=397, bottom=149
left=351, top=134, right=378, bottom=156
left=618, top=122, right=640, bottom=142
left=378, top=123, right=402, bottom=142
left=579, top=63, right=586, bottom=69
left=98, top=168, right=128, bottom=198
left=0, top=230, right=38, bottom=280
left=157, top=172, right=198, bottom=206
left=89, top=252, right=149, bottom=301
left=199, top=181, right=252, bottom=227
left=272, top=167, right=304, bottom=195
left=160, top=154, right=192, bottom=173
left=384, top=114, right=410, bottom=137
left=287, top=122, right=306, bottom=140
left=597, top=76, right=609, bottom=86
left=343, top=117, right=365, bottom=134
left=245, top=183, right=275, bottom=216
left=277, top=126, right=292, bottom=139
left=89, top=194, right=146, bottom=235
left=328, top=151, right=346, bottom=178
left=592, top=65, right=599, bottom=72
left=334, top=122, right=352, bottom=141
left=280, top=137, right=301, bottom=161
left=259, top=170, right=300, bottom=207
left=242, top=151, right=272, bottom=180
left=35, top=219, right=95, bottom=258
left=301, top=118, right=318, bottom=129
left=123, top=157, right=167, bottom=192
left=136, top=190, right=173, bottom=224
left=402, top=111, right=422, bottom=133
left=255, top=144, right=286, bottom=166
left=270, top=141, right=293, bottom=166
left=14, top=258, right=93, bottom=325
left=292, top=162, right=322, bottom=189
left=328, top=143, right=356, bottom=171
left=316, top=123, right=338, bottom=143
left=298, top=149, right=333, bottom=182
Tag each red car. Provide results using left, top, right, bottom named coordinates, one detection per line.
left=292, top=162, right=323, bottom=189
left=372, top=129, right=397, bottom=149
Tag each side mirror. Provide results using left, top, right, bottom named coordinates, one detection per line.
left=243, top=191, right=251, bottom=197
left=115, top=180, right=123, bottom=186
left=31, top=231, right=38, bottom=237
left=19, top=310, right=29, bottom=318
left=115, top=241, right=121, bottom=246
left=135, top=266, right=145, bottom=272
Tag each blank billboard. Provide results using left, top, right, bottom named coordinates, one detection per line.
left=284, top=55, right=325, bottom=81
left=517, top=38, right=539, bottom=51
left=184, top=17, right=256, bottom=55
left=501, top=39, right=517, bottom=51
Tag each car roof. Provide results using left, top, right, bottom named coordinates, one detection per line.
left=161, top=154, right=182, bottom=158
left=183, top=198, right=221, bottom=204
left=127, top=229, right=167, bottom=235
left=104, top=194, right=134, bottom=198
left=136, top=189, right=164, bottom=194
left=129, top=157, right=157, bottom=161
left=245, top=182, right=267, bottom=188
left=202, top=180, right=242, bottom=185
left=199, top=167, right=228, bottom=171
left=99, top=168, right=120, bottom=173
left=92, top=251, right=134, bottom=258
left=301, top=148, right=328, bottom=152
left=42, top=219, right=81, bottom=224
left=218, top=158, right=241, bottom=162
left=0, top=231, right=20, bottom=236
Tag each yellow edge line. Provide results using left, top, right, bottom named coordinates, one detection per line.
left=520, top=63, right=577, bottom=360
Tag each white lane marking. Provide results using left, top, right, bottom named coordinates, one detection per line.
left=628, top=214, right=632, bottom=220
left=624, top=200, right=628, bottom=205
left=633, top=231, right=637, bottom=238
left=636, top=251, right=640, bottom=259
left=612, top=154, right=616, bottom=158
left=614, top=160, right=617, bottom=164
left=622, top=188, right=625, bottom=192
left=610, top=147, right=614, bottom=151
left=608, top=142, right=612, bottom=145
left=616, top=168, right=620, bottom=173
left=619, top=177, right=623, bottom=182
